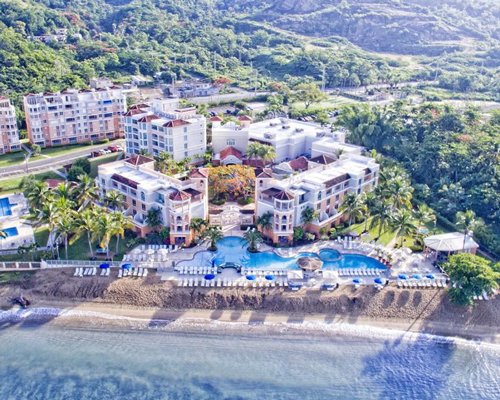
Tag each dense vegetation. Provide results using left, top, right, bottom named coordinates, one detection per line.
left=337, top=103, right=500, bottom=257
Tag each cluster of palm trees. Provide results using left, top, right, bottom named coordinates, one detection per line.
left=22, top=175, right=132, bottom=260
left=339, top=167, right=436, bottom=246
left=246, top=143, right=277, bottom=165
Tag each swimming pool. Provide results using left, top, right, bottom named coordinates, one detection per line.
left=0, top=227, right=19, bottom=238
left=0, top=197, right=13, bottom=217
left=178, top=236, right=386, bottom=270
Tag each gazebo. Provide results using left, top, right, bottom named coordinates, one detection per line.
left=297, top=257, right=323, bottom=279
left=424, top=232, right=479, bottom=261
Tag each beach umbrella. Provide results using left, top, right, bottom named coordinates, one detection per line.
left=297, top=257, right=323, bottom=272
left=121, top=263, right=132, bottom=270
left=412, top=274, right=422, bottom=280
left=130, top=247, right=141, bottom=255
left=353, top=278, right=362, bottom=284
left=426, top=274, right=435, bottom=279
left=398, top=274, right=408, bottom=280
left=99, top=263, right=110, bottom=269
left=265, top=274, right=275, bottom=281
left=246, top=275, right=256, bottom=281
left=374, top=278, right=384, bottom=285
left=204, top=274, right=215, bottom=280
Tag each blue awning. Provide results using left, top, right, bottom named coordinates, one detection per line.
left=204, top=274, right=215, bottom=280
left=426, top=274, right=435, bottom=279
left=246, top=275, right=256, bottom=281
left=398, top=274, right=408, bottom=280
left=99, top=263, right=110, bottom=269
left=412, top=274, right=422, bottom=280
left=265, top=275, right=275, bottom=280
left=353, top=278, right=362, bottom=284
left=121, top=263, right=132, bottom=270
left=374, top=278, right=383, bottom=284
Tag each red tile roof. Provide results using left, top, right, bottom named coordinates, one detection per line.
left=163, top=119, right=190, bottom=128
left=288, top=156, right=309, bottom=171
left=124, top=155, right=154, bottom=166
left=238, top=115, right=252, bottom=121
left=220, top=146, right=243, bottom=160
left=209, top=116, right=223, bottom=122
left=189, top=168, right=209, bottom=179
left=310, top=155, right=336, bottom=165
left=169, top=190, right=191, bottom=201
left=274, top=190, right=294, bottom=200
left=124, top=108, right=145, bottom=117
left=138, top=114, right=159, bottom=123
left=255, top=168, right=273, bottom=178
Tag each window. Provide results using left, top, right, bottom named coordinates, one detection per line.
left=226, top=139, right=236, bottom=146
left=140, top=192, right=145, bottom=201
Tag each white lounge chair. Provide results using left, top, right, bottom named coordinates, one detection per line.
left=73, top=268, right=79, bottom=277
left=118, top=269, right=123, bottom=278
left=105, top=268, right=110, bottom=277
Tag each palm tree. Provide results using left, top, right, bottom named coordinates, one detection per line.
left=259, top=145, right=276, bottom=164
left=77, top=208, right=98, bottom=258
left=370, top=201, right=392, bottom=240
left=56, top=210, right=76, bottom=260
left=54, top=182, right=74, bottom=201
left=22, top=178, right=49, bottom=211
left=339, top=192, right=364, bottom=226
left=256, top=212, right=273, bottom=234
left=203, top=226, right=223, bottom=251
left=413, top=204, right=436, bottom=227
left=97, top=213, right=114, bottom=257
left=105, top=190, right=125, bottom=211
left=75, top=174, right=98, bottom=210
left=246, top=142, right=262, bottom=159
left=361, top=192, right=378, bottom=232
left=389, top=210, right=418, bottom=246
left=244, top=229, right=263, bottom=252
left=301, top=206, right=318, bottom=225
left=189, top=217, right=208, bottom=243
left=110, top=211, right=133, bottom=257
left=145, top=207, right=163, bottom=232
left=455, top=210, right=483, bottom=250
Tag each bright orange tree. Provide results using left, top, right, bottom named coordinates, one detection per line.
left=208, top=165, right=255, bottom=200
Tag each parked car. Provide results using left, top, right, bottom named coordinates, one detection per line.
left=108, top=145, right=119, bottom=152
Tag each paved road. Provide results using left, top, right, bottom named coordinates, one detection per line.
left=0, top=140, right=125, bottom=179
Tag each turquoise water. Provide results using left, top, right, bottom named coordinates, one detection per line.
left=0, top=319, right=498, bottom=399
left=179, top=236, right=386, bottom=270
left=0, top=226, right=18, bottom=238
left=0, top=197, right=13, bottom=217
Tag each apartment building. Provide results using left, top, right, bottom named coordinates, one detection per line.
left=255, top=155, right=380, bottom=244
left=97, top=155, right=208, bottom=245
left=124, top=98, right=206, bottom=161
left=0, top=97, right=21, bottom=154
left=212, top=117, right=348, bottom=163
left=24, top=87, right=126, bottom=147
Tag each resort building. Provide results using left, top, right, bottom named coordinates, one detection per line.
left=255, top=154, right=380, bottom=245
left=212, top=116, right=350, bottom=163
left=97, top=155, right=208, bottom=246
left=0, top=97, right=21, bottom=154
left=124, top=98, right=207, bottom=161
left=24, top=87, right=127, bottom=147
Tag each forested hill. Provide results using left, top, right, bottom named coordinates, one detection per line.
left=0, top=0, right=498, bottom=103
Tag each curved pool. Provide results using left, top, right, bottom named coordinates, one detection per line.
left=178, top=236, right=386, bottom=271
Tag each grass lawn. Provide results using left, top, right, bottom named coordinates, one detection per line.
left=66, top=233, right=129, bottom=261
left=89, top=153, right=121, bottom=177
left=34, top=226, right=50, bottom=246
left=291, top=95, right=358, bottom=111
left=0, top=151, right=28, bottom=168
left=0, top=170, right=63, bottom=195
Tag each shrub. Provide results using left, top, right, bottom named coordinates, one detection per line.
left=67, top=166, right=86, bottom=182
left=211, top=197, right=225, bottom=205
left=73, top=157, right=91, bottom=174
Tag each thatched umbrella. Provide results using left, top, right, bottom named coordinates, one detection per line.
left=297, top=257, right=323, bottom=272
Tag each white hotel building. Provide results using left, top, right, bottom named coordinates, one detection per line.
left=24, top=87, right=127, bottom=147
left=124, top=98, right=206, bottom=161
left=0, top=97, right=21, bottom=154
left=97, top=155, right=208, bottom=246
left=256, top=154, right=379, bottom=245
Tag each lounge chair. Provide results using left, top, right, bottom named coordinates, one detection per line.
left=105, top=268, right=110, bottom=277
left=92, top=268, right=97, bottom=276
left=74, top=268, right=80, bottom=277
left=118, top=269, right=123, bottom=278
left=482, top=291, right=489, bottom=300
left=100, top=268, right=106, bottom=276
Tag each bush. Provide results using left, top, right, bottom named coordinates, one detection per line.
left=211, top=197, right=225, bottom=205
left=73, top=157, right=91, bottom=174
left=67, top=166, right=86, bottom=182
left=237, top=197, right=253, bottom=205
left=96, top=138, right=110, bottom=144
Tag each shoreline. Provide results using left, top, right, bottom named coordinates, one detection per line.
left=3, top=300, right=499, bottom=345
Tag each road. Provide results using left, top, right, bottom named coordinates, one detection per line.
left=0, top=140, right=125, bottom=179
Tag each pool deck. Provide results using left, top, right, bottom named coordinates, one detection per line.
left=0, top=193, right=35, bottom=251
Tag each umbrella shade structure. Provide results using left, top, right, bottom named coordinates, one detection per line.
left=353, top=278, right=362, bottom=284
left=374, top=278, right=384, bottom=284
left=121, top=263, right=132, bottom=270
left=246, top=275, right=256, bottom=281
left=130, top=247, right=142, bottom=255
left=347, top=231, right=360, bottom=238
left=204, top=274, right=215, bottom=280
left=145, top=248, right=155, bottom=255
left=398, top=274, right=408, bottom=280
left=99, top=263, right=110, bottom=269
left=412, top=274, right=422, bottom=280
left=426, top=274, right=435, bottom=279
left=265, top=274, right=275, bottom=281
left=158, top=248, right=169, bottom=255
left=297, top=257, right=323, bottom=272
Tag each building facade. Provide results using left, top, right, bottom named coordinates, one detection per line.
left=0, top=97, right=21, bottom=154
left=124, top=99, right=206, bottom=161
left=255, top=155, right=380, bottom=244
left=97, top=155, right=209, bottom=246
left=24, top=87, right=126, bottom=147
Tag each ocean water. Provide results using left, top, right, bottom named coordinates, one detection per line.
left=0, top=312, right=499, bottom=400
left=178, top=236, right=386, bottom=271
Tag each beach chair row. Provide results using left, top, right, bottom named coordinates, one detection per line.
left=118, top=267, right=148, bottom=278
left=176, top=266, right=217, bottom=275
left=73, top=267, right=104, bottom=277
left=179, top=278, right=289, bottom=288
left=397, top=279, right=446, bottom=289
left=338, top=268, right=381, bottom=277
left=241, top=269, right=287, bottom=276
left=473, top=292, right=490, bottom=301
left=141, top=244, right=179, bottom=252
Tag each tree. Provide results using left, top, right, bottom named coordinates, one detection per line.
left=203, top=226, right=223, bottom=251
left=293, top=83, right=327, bottom=109
left=72, top=158, right=91, bottom=174
left=455, top=210, right=483, bottom=251
left=301, top=207, right=318, bottom=224
left=67, top=166, right=86, bottom=182
left=257, top=212, right=273, bottom=233
left=245, top=142, right=276, bottom=164
left=190, top=217, right=208, bottom=243
left=389, top=210, right=418, bottom=246
left=75, top=174, right=98, bottom=210
left=110, top=211, right=133, bottom=257
left=443, top=254, right=499, bottom=305
left=77, top=208, right=98, bottom=258
left=413, top=204, right=435, bottom=227
left=56, top=210, right=76, bottom=260
left=145, top=207, right=163, bottom=232
left=97, top=213, right=114, bottom=257
left=208, top=165, right=255, bottom=201
left=361, top=191, right=378, bottom=232
left=244, top=229, right=263, bottom=252
left=293, top=226, right=305, bottom=242
left=370, top=201, right=392, bottom=240
left=339, top=192, right=364, bottom=226
left=105, top=190, right=125, bottom=210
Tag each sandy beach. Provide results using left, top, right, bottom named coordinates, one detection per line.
left=1, top=270, right=499, bottom=343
